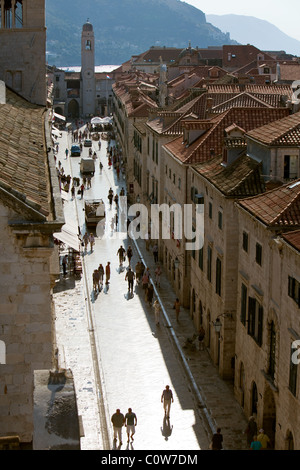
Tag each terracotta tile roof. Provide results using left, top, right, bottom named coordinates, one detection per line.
left=164, top=107, right=290, bottom=165
left=238, top=179, right=300, bottom=228
left=0, top=88, right=51, bottom=217
left=222, top=45, right=275, bottom=70
left=246, top=111, right=300, bottom=146
left=193, top=154, right=265, bottom=197
left=112, top=75, right=158, bottom=117
left=133, top=47, right=182, bottom=64
left=211, top=92, right=273, bottom=112
left=147, top=83, right=292, bottom=139
left=281, top=229, right=300, bottom=251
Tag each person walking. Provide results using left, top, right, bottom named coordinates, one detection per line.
left=257, top=429, right=271, bottom=449
left=125, top=266, right=135, bottom=293
left=210, top=428, right=223, bottom=450
left=142, top=270, right=149, bottom=290
left=108, top=188, right=114, bottom=207
left=83, top=232, right=89, bottom=253
left=111, top=409, right=125, bottom=446
left=93, top=269, right=100, bottom=293
left=161, top=385, right=174, bottom=418
left=153, top=299, right=161, bottom=325
left=87, top=175, right=92, bottom=189
left=135, top=261, right=143, bottom=285
left=117, top=245, right=126, bottom=266
left=105, top=262, right=111, bottom=285
left=155, top=264, right=161, bottom=287
left=71, top=185, right=75, bottom=200
left=98, top=264, right=104, bottom=286
left=250, top=435, right=262, bottom=450
left=173, top=298, right=180, bottom=322
left=198, top=325, right=205, bottom=350
left=146, top=283, right=154, bottom=305
left=99, top=161, right=103, bottom=174
left=245, top=416, right=257, bottom=448
left=62, top=254, right=68, bottom=277
left=80, top=183, right=85, bottom=199
left=126, top=245, right=133, bottom=266
left=152, top=243, right=159, bottom=263
left=89, top=233, right=95, bottom=252
left=125, top=408, right=137, bottom=443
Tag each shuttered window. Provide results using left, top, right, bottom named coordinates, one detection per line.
left=248, top=297, right=263, bottom=346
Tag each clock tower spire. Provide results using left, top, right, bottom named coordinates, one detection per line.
left=81, top=19, right=96, bottom=116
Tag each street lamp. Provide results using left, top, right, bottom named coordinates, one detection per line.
left=136, top=195, right=140, bottom=203
left=212, top=313, right=233, bottom=333
left=213, top=317, right=222, bottom=333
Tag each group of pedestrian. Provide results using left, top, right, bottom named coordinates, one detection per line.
left=111, top=408, right=137, bottom=447
left=117, top=248, right=162, bottom=321
left=82, top=232, right=95, bottom=253
left=92, top=262, right=110, bottom=294
left=108, top=187, right=119, bottom=208
left=107, top=143, right=123, bottom=178
left=111, top=385, right=175, bottom=447
left=55, top=145, right=96, bottom=200
left=245, top=415, right=271, bottom=450
left=71, top=124, right=91, bottom=143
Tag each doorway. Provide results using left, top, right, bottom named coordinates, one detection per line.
left=262, top=386, right=276, bottom=449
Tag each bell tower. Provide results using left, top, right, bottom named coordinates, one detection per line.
left=81, top=19, right=96, bottom=117
left=0, top=0, right=46, bottom=105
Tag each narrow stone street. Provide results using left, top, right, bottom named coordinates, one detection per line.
left=53, top=126, right=248, bottom=451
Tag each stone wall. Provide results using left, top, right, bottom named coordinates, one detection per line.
left=0, top=203, right=54, bottom=443
left=0, top=0, right=46, bottom=105
left=234, top=207, right=300, bottom=449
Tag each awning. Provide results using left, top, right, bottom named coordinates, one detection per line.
left=53, top=112, right=66, bottom=121
left=91, top=116, right=113, bottom=125
left=53, top=223, right=80, bottom=251
left=52, top=127, right=61, bottom=137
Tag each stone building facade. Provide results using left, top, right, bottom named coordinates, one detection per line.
left=0, top=0, right=47, bottom=106
left=235, top=184, right=300, bottom=449
left=111, top=36, right=300, bottom=450
left=0, top=0, right=64, bottom=444
left=0, top=85, right=64, bottom=444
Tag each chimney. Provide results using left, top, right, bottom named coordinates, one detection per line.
left=206, top=97, right=213, bottom=117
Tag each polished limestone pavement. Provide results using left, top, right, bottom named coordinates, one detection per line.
left=53, top=126, right=248, bottom=451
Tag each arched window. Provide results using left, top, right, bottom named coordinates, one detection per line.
left=199, top=301, right=203, bottom=325
left=251, top=382, right=258, bottom=415
left=1, top=0, right=23, bottom=28
left=285, top=430, right=294, bottom=450
left=14, top=0, right=23, bottom=27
